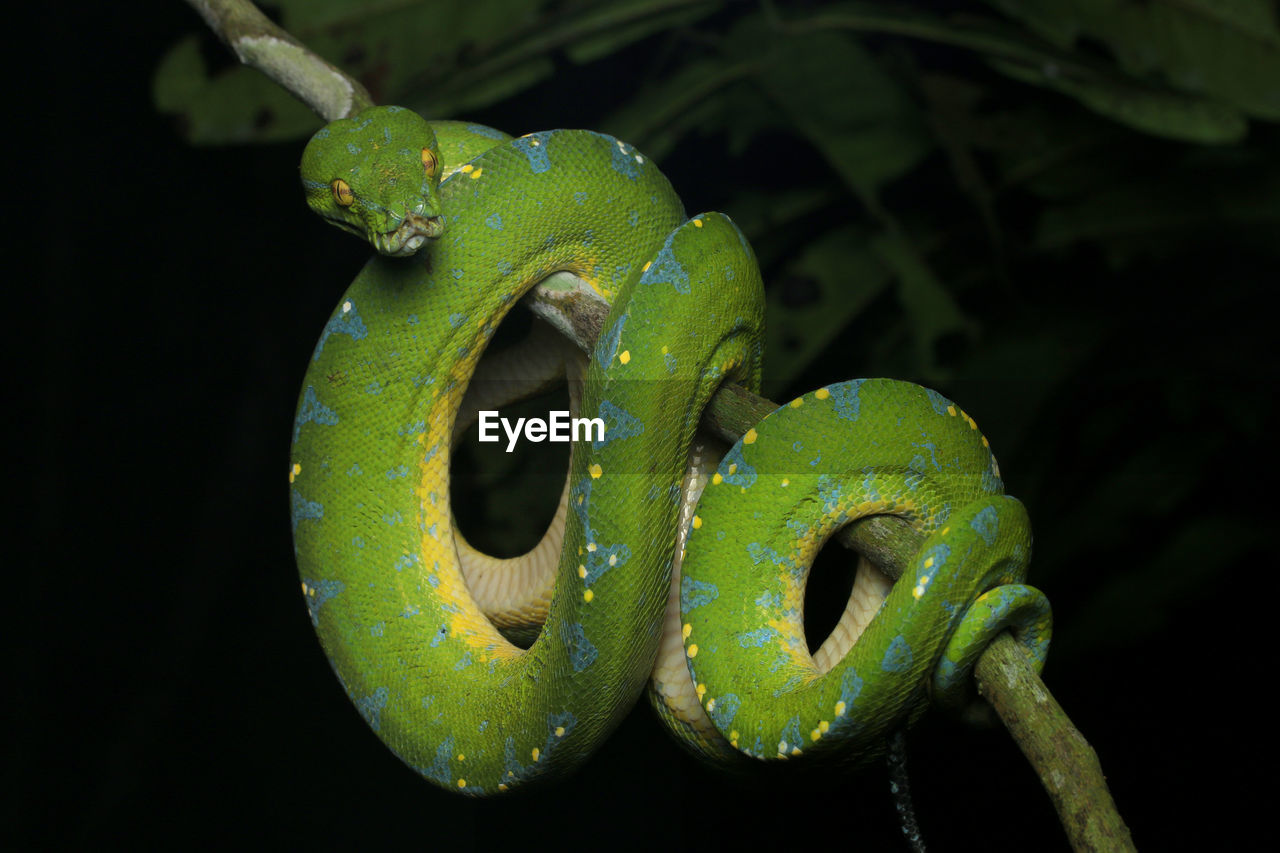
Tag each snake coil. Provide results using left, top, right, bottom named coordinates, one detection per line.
left=290, top=106, right=1052, bottom=794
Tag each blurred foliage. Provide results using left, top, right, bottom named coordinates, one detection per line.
left=156, top=0, right=1277, bottom=661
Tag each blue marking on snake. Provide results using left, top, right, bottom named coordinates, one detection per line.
left=681, top=575, right=719, bottom=610
left=355, top=686, right=389, bottom=732
left=301, top=576, right=344, bottom=625
left=710, top=694, right=740, bottom=729
left=829, top=380, right=865, bottom=422
left=594, top=400, right=644, bottom=448
left=882, top=635, right=914, bottom=673
left=467, top=123, right=507, bottom=139
left=290, top=489, right=323, bottom=532
left=563, top=623, right=599, bottom=672
left=925, top=388, right=954, bottom=417
left=737, top=626, right=779, bottom=648
left=314, top=302, right=369, bottom=359
left=294, top=386, right=339, bottom=440
left=511, top=132, right=554, bottom=173
left=970, top=504, right=1000, bottom=545
left=640, top=230, right=691, bottom=294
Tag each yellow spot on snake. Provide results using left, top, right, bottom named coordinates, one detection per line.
left=923, top=557, right=934, bottom=569
left=457, top=779, right=466, bottom=788
left=790, top=398, right=803, bottom=407
left=619, top=350, right=631, bottom=365
left=342, top=300, right=352, bottom=313
left=941, top=526, right=951, bottom=536
left=781, top=478, right=789, bottom=487
left=791, top=746, right=802, bottom=756
left=982, top=435, right=990, bottom=447
left=693, top=218, right=704, bottom=227
left=692, top=516, right=702, bottom=530
left=589, top=464, right=603, bottom=479
left=820, top=720, right=830, bottom=733
left=555, top=726, right=565, bottom=737
left=835, top=700, right=847, bottom=716
left=728, top=463, right=737, bottom=475
left=460, top=164, right=474, bottom=173
left=712, top=473, right=723, bottom=485
left=687, top=644, right=699, bottom=658
left=696, top=683, right=706, bottom=698
left=966, top=415, right=977, bottom=429
left=661, top=345, right=669, bottom=354
left=642, top=261, right=652, bottom=273
left=815, top=388, right=830, bottom=400
left=706, top=698, right=715, bottom=712
left=457, top=754, right=465, bottom=761
left=532, top=748, right=540, bottom=761
left=289, top=462, right=301, bottom=483
left=587, top=542, right=597, bottom=552
left=743, top=429, right=757, bottom=445
left=578, top=565, right=587, bottom=578
left=469, top=168, right=483, bottom=179
left=682, top=623, right=692, bottom=639
left=608, top=553, right=617, bottom=566
left=947, top=404, right=956, bottom=416
left=583, top=589, right=594, bottom=602
left=498, top=783, right=508, bottom=792
left=811, top=728, right=822, bottom=742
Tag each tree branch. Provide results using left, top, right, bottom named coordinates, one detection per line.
left=183, top=0, right=372, bottom=120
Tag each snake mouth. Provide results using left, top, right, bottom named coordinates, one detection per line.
left=374, top=214, right=444, bottom=257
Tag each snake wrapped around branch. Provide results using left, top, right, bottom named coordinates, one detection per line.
left=289, top=106, right=1052, bottom=794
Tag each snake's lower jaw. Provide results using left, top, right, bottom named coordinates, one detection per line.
left=374, top=214, right=445, bottom=257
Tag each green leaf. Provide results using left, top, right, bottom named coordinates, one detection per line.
left=564, top=0, right=720, bottom=65
left=870, top=231, right=975, bottom=378
left=989, top=57, right=1248, bottom=145
left=982, top=0, right=1280, bottom=120
left=761, top=226, right=890, bottom=389
left=1034, top=156, right=1280, bottom=254
left=601, top=58, right=765, bottom=160
left=152, top=36, right=321, bottom=144
left=754, top=30, right=933, bottom=197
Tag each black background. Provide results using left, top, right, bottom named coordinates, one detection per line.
left=19, top=2, right=1272, bottom=850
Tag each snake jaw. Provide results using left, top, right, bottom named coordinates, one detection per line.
left=373, top=213, right=445, bottom=257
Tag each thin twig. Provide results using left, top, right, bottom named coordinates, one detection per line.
left=183, top=0, right=373, bottom=120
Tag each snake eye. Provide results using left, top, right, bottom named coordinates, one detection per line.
left=421, top=148, right=438, bottom=178
left=331, top=179, right=354, bottom=207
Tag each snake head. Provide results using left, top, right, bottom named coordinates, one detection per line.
left=300, top=106, right=445, bottom=257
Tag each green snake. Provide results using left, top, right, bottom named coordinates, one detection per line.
left=290, top=106, right=1052, bottom=793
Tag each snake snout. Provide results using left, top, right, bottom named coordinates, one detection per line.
left=375, top=213, right=445, bottom=257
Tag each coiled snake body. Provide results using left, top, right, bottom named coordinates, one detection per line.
left=290, top=106, right=1051, bottom=794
